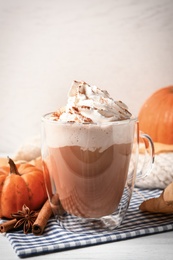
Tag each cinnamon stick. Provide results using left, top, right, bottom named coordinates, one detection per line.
left=0, top=219, right=17, bottom=233
left=32, top=200, right=53, bottom=235
left=32, top=194, right=65, bottom=235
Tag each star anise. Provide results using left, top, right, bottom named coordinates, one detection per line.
left=11, top=204, right=38, bottom=234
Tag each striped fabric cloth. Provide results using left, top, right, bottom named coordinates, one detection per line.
left=1, top=188, right=173, bottom=258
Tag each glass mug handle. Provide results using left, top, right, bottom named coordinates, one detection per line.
left=136, top=128, right=155, bottom=179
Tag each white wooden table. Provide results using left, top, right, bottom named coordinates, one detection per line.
left=0, top=231, right=173, bottom=259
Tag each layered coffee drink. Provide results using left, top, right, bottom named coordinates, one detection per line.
left=43, top=81, right=134, bottom=218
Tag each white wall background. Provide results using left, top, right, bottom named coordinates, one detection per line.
left=0, top=0, right=173, bottom=155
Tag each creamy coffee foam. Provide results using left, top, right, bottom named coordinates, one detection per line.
left=49, top=80, right=132, bottom=124
left=44, top=120, right=135, bottom=151
left=44, top=80, right=134, bottom=151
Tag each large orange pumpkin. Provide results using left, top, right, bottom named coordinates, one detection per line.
left=138, top=86, right=173, bottom=144
left=0, top=158, right=48, bottom=219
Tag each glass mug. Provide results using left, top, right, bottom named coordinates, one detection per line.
left=41, top=114, right=154, bottom=232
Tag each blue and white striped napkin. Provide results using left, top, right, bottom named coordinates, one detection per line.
left=2, top=188, right=173, bottom=258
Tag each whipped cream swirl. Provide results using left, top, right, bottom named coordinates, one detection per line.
left=51, top=80, right=132, bottom=123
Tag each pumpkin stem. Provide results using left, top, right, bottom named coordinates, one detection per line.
left=7, top=157, right=21, bottom=175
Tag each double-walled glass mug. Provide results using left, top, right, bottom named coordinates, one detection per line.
left=41, top=114, right=154, bottom=232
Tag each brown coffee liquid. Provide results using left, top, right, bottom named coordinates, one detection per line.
left=46, top=143, right=132, bottom=218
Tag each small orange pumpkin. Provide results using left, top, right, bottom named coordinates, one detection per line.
left=0, top=157, right=48, bottom=219
left=138, top=86, right=173, bottom=144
